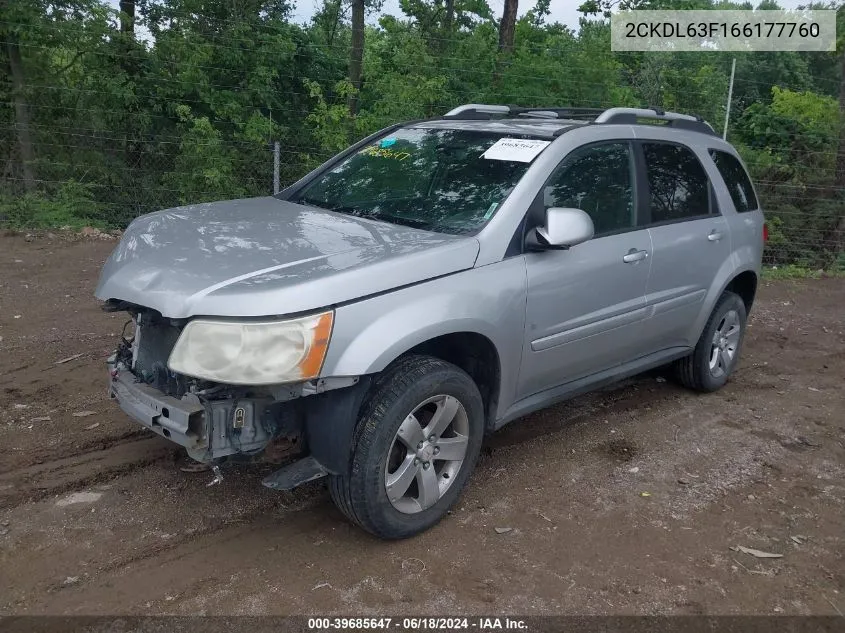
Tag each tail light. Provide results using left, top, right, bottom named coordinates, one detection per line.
left=762, top=223, right=768, bottom=242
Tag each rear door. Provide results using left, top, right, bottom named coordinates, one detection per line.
left=517, top=141, right=653, bottom=398
left=638, top=141, right=731, bottom=350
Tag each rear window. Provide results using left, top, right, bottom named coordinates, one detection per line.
left=709, top=150, right=759, bottom=213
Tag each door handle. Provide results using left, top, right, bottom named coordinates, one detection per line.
left=708, top=230, right=724, bottom=242
left=622, top=249, right=649, bottom=263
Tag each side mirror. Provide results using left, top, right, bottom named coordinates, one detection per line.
left=527, top=207, right=595, bottom=250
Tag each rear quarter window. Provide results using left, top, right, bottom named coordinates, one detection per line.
left=709, top=150, right=759, bottom=213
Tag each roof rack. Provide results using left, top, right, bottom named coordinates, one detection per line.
left=442, top=104, right=717, bottom=136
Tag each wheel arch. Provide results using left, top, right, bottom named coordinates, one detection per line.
left=723, top=269, right=758, bottom=314
left=402, top=332, right=502, bottom=432
left=692, top=265, right=758, bottom=344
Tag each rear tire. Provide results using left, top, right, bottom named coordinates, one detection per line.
left=673, top=291, right=747, bottom=392
left=329, top=354, right=484, bottom=539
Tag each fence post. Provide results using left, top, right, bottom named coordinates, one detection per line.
left=723, top=58, right=736, bottom=141
left=273, top=141, right=280, bottom=194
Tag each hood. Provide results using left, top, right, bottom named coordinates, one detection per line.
left=95, top=197, right=479, bottom=318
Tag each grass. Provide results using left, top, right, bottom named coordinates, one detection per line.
left=762, top=264, right=845, bottom=280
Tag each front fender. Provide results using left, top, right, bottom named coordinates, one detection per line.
left=321, top=258, right=528, bottom=420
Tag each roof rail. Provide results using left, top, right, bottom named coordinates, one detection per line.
left=515, top=107, right=606, bottom=120
left=444, top=104, right=510, bottom=117
left=595, top=107, right=717, bottom=135
left=443, top=104, right=604, bottom=120
left=441, top=103, right=717, bottom=136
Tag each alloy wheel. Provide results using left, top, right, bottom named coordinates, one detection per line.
left=384, top=394, right=470, bottom=514
left=709, top=309, right=742, bottom=378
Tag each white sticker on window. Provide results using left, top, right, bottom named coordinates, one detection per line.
left=482, top=138, right=551, bottom=163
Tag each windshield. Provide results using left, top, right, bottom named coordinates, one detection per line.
left=289, top=127, right=548, bottom=234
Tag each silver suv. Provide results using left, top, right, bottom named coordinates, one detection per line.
left=96, top=105, right=765, bottom=539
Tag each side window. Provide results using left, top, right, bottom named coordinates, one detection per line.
left=543, top=142, right=635, bottom=235
left=709, top=149, right=759, bottom=213
left=642, top=143, right=711, bottom=223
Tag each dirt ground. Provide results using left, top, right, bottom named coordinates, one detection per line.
left=0, top=234, right=843, bottom=617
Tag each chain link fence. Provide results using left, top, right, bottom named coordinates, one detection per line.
left=1, top=26, right=843, bottom=269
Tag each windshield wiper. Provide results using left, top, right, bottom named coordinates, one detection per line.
left=295, top=195, right=330, bottom=210
left=341, top=207, right=432, bottom=230
left=375, top=214, right=432, bottom=230
left=329, top=205, right=362, bottom=215
left=318, top=202, right=435, bottom=231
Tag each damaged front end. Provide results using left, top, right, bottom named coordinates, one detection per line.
left=104, top=301, right=367, bottom=489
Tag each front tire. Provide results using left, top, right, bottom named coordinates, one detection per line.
left=674, top=291, right=747, bottom=392
left=329, top=355, right=484, bottom=539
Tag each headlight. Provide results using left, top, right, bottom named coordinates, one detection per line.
left=167, top=311, right=333, bottom=385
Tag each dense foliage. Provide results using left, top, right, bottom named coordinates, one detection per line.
left=1, top=0, right=843, bottom=267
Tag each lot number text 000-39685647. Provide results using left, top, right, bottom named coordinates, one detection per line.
left=307, top=618, right=530, bottom=631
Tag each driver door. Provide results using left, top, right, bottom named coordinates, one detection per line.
left=517, top=141, right=653, bottom=399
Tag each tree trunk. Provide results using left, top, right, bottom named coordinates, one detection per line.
left=497, top=0, right=518, bottom=54
left=444, top=0, right=454, bottom=33
left=347, top=0, right=365, bottom=117
left=119, top=0, right=135, bottom=34
left=6, top=36, right=35, bottom=192
left=327, top=0, right=342, bottom=47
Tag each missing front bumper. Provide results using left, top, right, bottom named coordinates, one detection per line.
left=107, top=357, right=372, bottom=488
left=108, top=368, right=281, bottom=461
left=109, top=369, right=205, bottom=449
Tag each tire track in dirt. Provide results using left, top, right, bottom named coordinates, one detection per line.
left=20, top=511, right=328, bottom=615
left=0, top=436, right=177, bottom=508
left=38, top=508, right=273, bottom=598
left=0, top=428, right=152, bottom=476
left=2, top=470, right=328, bottom=613
left=87, top=482, right=323, bottom=577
